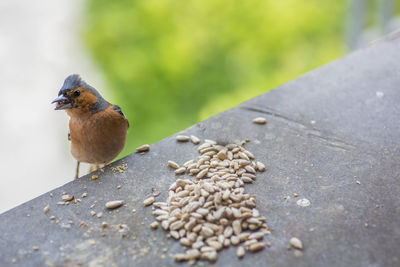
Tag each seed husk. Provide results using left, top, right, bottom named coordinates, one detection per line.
left=105, top=200, right=124, bottom=209
left=290, top=237, right=303, bottom=249
left=176, top=135, right=190, bottom=142
left=252, top=117, right=267, bottom=124
left=136, top=144, right=150, bottom=152
left=143, top=196, right=155, bottom=206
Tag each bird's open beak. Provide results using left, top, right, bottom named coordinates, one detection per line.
left=51, top=95, right=72, bottom=110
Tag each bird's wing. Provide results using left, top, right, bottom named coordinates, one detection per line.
left=111, top=104, right=129, bottom=128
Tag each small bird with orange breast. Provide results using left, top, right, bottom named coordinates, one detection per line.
left=52, top=74, right=129, bottom=179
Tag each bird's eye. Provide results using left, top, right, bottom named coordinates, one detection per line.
left=73, top=90, right=80, bottom=97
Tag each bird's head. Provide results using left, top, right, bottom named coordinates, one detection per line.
left=51, top=74, right=108, bottom=113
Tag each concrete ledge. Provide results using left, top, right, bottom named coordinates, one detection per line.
left=1, top=35, right=399, bottom=267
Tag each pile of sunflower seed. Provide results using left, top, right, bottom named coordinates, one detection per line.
left=151, top=139, right=270, bottom=263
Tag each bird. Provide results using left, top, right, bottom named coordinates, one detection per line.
left=52, top=74, right=129, bottom=179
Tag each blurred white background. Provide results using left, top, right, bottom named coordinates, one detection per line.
left=0, top=0, right=105, bottom=213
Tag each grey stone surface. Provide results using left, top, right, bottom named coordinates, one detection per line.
left=1, top=34, right=400, bottom=267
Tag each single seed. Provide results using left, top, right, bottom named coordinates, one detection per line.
left=62, top=195, right=74, bottom=201
left=170, top=230, right=180, bottom=239
left=183, top=159, right=194, bottom=168
left=176, top=135, right=190, bottom=142
left=252, top=117, right=267, bottom=124
left=243, top=150, right=255, bottom=159
left=201, top=251, right=217, bottom=262
left=174, top=167, right=186, bottom=174
left=198, top=143, right=211, bottom=151
left=241, top=177, right=253, bottom=183
left=136, top=144, right=150, bottom=152
left=81, top=192, right=87, bottom=198
left=232, top=220, right=242, bottom=235
left=200, top=226, right=214, bottom=237
left=43, top=204, right=50, bottom=213
left=217, top=150, right=228, bottom=160
left=248, top=242, right=265, bottom=252
left=186, top=249, right=201, bottom=259
left=102, top=221, right=108, bottom=228
left=168, top=160, right=180, bottom=169
left=296, top=198, right=311, bottom=207
left=150, top=221, right=159, bottom=229
left=256, top=161, right=266, bottom=172
left=143, top=197, right=155, bottom=206
left=290, top=237, right=303, bottom=249
left=249, top=232, right=264, bottom=240
left=190, top=135, right=201, bottom=144
left=105, top=200, right=124, bottom=209
left=231, top=235, right=240, bottom=245
left=161, top=220, right=169, bottom=230
left=170, top=220, right=185, bottom=231
left=236, top=246, right=245, bottom=258
left=208, top=240, right=223, bottom=251
left=238, top=152, right=249, bottom=161
left=223, top=238, right=231, bottom=247
left=180, top=238, right=192, bottom=246
left=174, top=253, right=188, bottom=262
left=224, top=226, right=233, bottom=238
left=245, top=165, right=256, bottom=174
left=197, top=169, right=208, bottom=179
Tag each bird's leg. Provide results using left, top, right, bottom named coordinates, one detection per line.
left=75, top=161, right=80, bottom=179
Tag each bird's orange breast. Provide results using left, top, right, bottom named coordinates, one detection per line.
left=68, top=106, right=129, bottom=164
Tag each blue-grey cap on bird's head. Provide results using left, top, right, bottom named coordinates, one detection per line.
left=52, top=74, right=108, bottom=112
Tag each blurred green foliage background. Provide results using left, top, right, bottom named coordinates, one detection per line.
left=84, top=0, right=348, bottom=157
